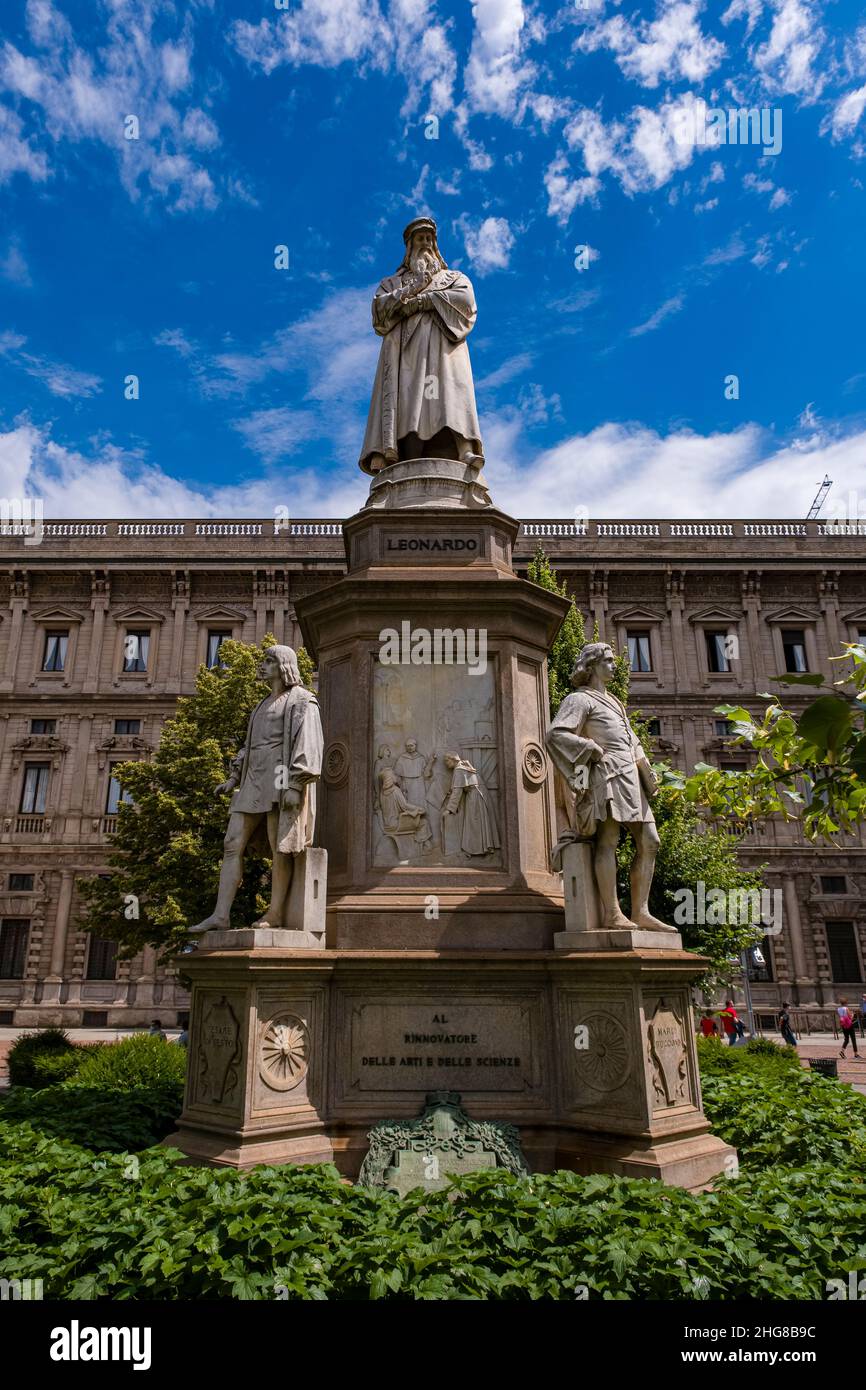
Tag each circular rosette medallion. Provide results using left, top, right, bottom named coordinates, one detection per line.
left=522, top=740, right=548, bottom=786
left=322, top=740, right=350, bottom=786
left=259, top=1013, right=310, bottom=1091
left=572, top=1012, right=631, bottom=1092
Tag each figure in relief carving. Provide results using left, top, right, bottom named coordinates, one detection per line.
left=393, top=738, right=434, bottom=808
left=359, top=217, right=483, bottom=474
left=442, top=752, right=500, bottom=856
left=190, top=645, right=323, bottom=932
left=546, top=642, right=675, bottom=933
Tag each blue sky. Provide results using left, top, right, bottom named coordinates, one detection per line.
left=0, top=0, right=864, bottom=519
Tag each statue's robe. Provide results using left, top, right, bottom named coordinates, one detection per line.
left=359, top=268, right=482, bottom=473
left=547, top=689, right=654, bottom=851
left=443, top=759, right=500, bottom=856
left=231, top=686, right=323, bottom=854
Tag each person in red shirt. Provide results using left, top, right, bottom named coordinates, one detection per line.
left=720, top=1000, right=741, bottom=1045
left=700, top=1013, right=719, bottom=1038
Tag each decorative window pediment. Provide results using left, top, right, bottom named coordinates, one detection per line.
left=688, top=607, right=742, bottom=626
left=31, top=606, right=84, bottom=626
left=113, top=606, right=165, bottom=625
left=764, top=606, right=818, bottom=625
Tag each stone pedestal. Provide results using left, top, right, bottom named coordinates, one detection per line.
left=168, top=946, right=733, bottom=1188
left=169, top=490, right=734, bottom=1190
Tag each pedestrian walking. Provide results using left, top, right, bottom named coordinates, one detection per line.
left=838, top=998, right=861, bottom=1060
left=720, top=1000, right=741, bottom=1046
left=778, top=1001, right=797, bottom=1048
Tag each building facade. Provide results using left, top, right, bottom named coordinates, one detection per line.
left=0, top=515, right=863, bottom=1028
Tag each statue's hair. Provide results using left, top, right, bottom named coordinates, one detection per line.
left=397, top=230, right=447, bottom=274
left=570, top=641, right=615, bottom=689
left=265, top=644, right=300, bottom=689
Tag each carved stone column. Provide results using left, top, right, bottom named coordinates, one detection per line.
left=41, top=867, right=76, bottom=1003
left=0, top=569, right=28, bottom=693
left=666, top=568, right=687, bottom=694
left=83, top=570, right=110, bottom=694
left=168, top=570, right=190, bottom=693
left=740, top=570, right=765, bottom=692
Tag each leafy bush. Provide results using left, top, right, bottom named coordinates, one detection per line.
left=0, top=1131, right=863, bottom=1300
left=27, top=1049, right=91, bottom=1088
left=8, top=1029, right=74, bottom=1087
left=0, top=1082, right=183, bottom=1152
left=73, top=1033, right=187, bottom=1091
left=701, top=1063, right=866, bottom=1170
left=697, top=1034, right=801, bottom=1078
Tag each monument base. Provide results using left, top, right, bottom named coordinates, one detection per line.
left=555, top=929, right=684, bottom=951
left=167, top=945, right=735, bottom=1190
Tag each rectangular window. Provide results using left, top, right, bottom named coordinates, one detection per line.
left=106, top=764, right=133, bottom=815
left=820, top=876, right=847, bottom=895
left=123, top=630, right=150, bottom=673
left=206, top=630, right=231, bottom=668
left=9, top=874, right=34, bottom=892
left=20, top=763, right=49, bottom=815
left=86, top=936, right=118, bottom=981
left=41, top=630, right=68, bottom=673
left=30, top=718, right=56, bottom=735
left=826, top=922, right=862, bottom=982
left=782, top=628, right=808, bottom=673
left=114, top=719, right=141, bottom=735
left=646, top=718, right=661, bottom=737
left=746, top=939, right=774, bottom=982
left=626, top=631, right=651, bottom=673
left=0, top=920, right=29, bottom=979
left=705, top=631, right=731, bottom=673
left=720, top=760, right=746, bottom=773
left=715, top=719, right=735, bottom=736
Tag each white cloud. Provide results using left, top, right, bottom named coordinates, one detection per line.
left=0, top=333, right=101, bottom=398
left=721, top=0, right=764, bottom=38
left=0, top=1, right=227, bottom=211
left=544, top=153, right=600, bottom=225
left=1, top=240, right=32, bottom=286
left=457, top=214, right=515, bottom=274
left=230, top=0, right=456, bottom=120
left=0, top=421, right=368, bottom=520
left=629, top=293, right=685, bottom=336
left=752, top=0, right=826, bottom=100
left=232, top=407, right=320, bottom=464
left=577, top=1, right=725, bottom=89
left=0, top=103, right=49, bottom=184
left=476, top=352, right=533, bottom=390
left=830, top=85, right=866, bottom=139
left=558, top=93, right=714, bottom=201
left=486, top=420, right=866, bottom=519
left=463, top=0, right=536, bottom=119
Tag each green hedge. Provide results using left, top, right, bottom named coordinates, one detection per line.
left=1, top=1033, right=864, bottom=1300
left=0, top=1131, right=863, bottom=1300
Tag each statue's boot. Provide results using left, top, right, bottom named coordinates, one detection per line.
left=632, top=911, right=679, bottom=933
left=188, top=914, right=229, bottom=935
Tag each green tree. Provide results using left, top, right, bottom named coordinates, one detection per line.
left=79, top=637, right=314, bottom=957
left=679, top=643, right=866, bottom=840
left=528, top=546, right=765, bottom=976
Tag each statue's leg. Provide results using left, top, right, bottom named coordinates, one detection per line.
left=594, top=818, right=636, bottom=928
left=189, top=812, right=260, bottom=932
left=250, top=809, right=293, bottom=928
left=452, top=431, right=485, bottom=466
left=629, top=822, right=677, bottom=932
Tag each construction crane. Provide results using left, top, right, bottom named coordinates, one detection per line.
left=806, top=475, right=832, bottom=519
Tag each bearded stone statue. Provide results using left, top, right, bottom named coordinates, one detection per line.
left=359, top=216, right=484, bottom=475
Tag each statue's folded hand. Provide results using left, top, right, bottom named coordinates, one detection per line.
left=214, top=778, right=236, bottom=797
left=281, top=786, right=302, bottom=811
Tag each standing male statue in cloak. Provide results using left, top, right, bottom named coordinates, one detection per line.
left=546, top=642, right=676, bottom=934
left=190, top=645, right=323, bottom=933
left=359, top=216, right=484, bottom=474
